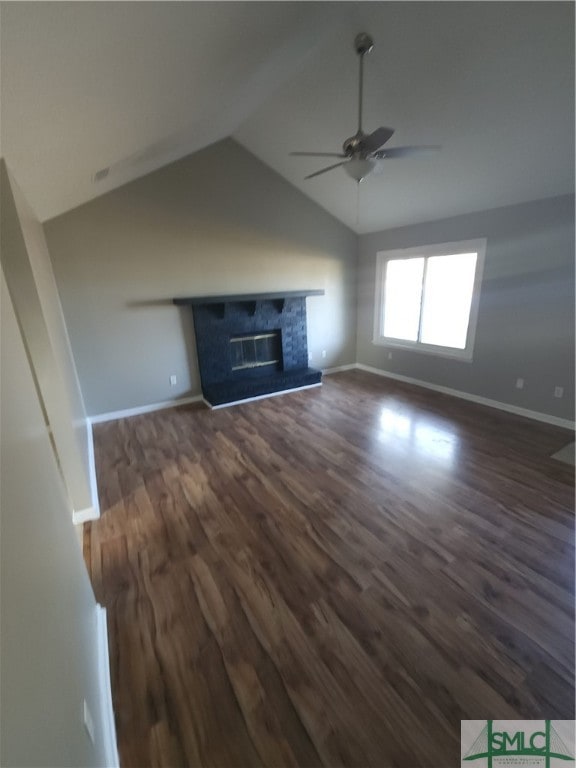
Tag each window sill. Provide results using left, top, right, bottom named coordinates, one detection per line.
left=372, top=336, right=474, bottom=363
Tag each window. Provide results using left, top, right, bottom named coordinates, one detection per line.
left=373, top=239, right=486, bottom=361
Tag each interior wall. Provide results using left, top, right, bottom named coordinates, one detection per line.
left=0, top=267, right=108, bottom=768
left=0, top=161, right=94, bottom=514
left=357, top=194, right=575, bottom=421
left=45, top=138, right=357, bottom=417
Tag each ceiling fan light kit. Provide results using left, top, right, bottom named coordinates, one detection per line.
left=290, top=32, right=439, bottom=183
left=344, top=157, right=375, bottom=182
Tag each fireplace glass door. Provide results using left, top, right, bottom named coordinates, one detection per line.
left=230, top=332, right=281, bottom=372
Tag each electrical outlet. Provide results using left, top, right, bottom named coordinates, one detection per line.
left=321, top=350, right=327, bottom=359
left=169, top=374, right=177, bottom=387
left=554, top=386, right=564, bottom=399
left=83, top=700, right=95, bottom=744
left=515, top=378, right=524, bottom=390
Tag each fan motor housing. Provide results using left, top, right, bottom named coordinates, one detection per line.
left=354, top=33, right=373, bottom=56
left=343, top=132, right=366, bottom=156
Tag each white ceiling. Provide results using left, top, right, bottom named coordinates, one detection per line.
left=1, top=2, right=574, bottom=233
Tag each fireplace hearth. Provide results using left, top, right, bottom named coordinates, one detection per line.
left=174, top=290, right=324, bottom=407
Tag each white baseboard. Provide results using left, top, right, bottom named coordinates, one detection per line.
left=72, top=418, right=101, bottom=525
left=72, top=505, right=100, bottom=525
left=322, top=364, right=357, bottom=375
left=206, top=382, right=322, bottom=410
left=86, top=418, right=99, bottom=512
left=356, top=363, right=575, bottom=431
left=87, top=367, right=573, bottom=431
left=96, top=605, right=119, bottom=768
left=89, top=394, right=204, bottom=424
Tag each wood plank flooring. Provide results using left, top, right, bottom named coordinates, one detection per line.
left=85, top=370, right=575, bottom=768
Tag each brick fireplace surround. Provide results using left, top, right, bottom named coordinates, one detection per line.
left=174, top=291, right=323, bottom=407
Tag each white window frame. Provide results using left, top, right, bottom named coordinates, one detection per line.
left=373, top=238, right=486, bottom=362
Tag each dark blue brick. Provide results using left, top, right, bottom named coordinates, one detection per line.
left=190, top=296, right=321, bottom=405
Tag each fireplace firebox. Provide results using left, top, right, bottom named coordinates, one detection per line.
left=174, top=291, right=324, bottom=407
left=230, top=331, right=281, bottom=372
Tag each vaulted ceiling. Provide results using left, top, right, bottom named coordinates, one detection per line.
left=1, top=2, right=573, bottom=233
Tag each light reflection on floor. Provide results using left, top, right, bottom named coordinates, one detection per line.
left=377, top=406, right=459, bottom=467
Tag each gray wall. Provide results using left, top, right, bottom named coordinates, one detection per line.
left=0, top=267, right=109, bottom=767
left=1, top=161, right=93, bottom=514
left=44, top=137, right=573, bottom=422
left=357, top=195, right=575, bottom=421
left=45, top=139, right=357, bottom=417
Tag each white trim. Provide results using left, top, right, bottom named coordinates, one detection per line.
left=89, top=394, right=204, bottom=424
left=206, top=382, right=322, bottom=410
left=71, top=418, right=101, bottom=525
left=86, top=368, right=573, bottom=430
left=373, top=239, right=487, bottom=362
left=371, top=336, right=476, bottom=363
left=72, top=417, right=100, bottom=523
left=356, top=363, right=575, bottom=431
left=86, top=418, right=99, bottom=513
left=322, top=364, right=357, bottom=375
left=96, top=605, right=119, bottom=768
left=72, top=505, right=99, bottom=525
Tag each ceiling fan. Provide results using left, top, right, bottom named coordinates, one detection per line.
left=291, top=33, right=440, bottom=182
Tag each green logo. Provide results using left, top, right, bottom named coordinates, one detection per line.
left=462, top=720, right=574, bottom=768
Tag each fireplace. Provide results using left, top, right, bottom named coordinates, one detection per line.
left=174, top=291, right=323, bottom=407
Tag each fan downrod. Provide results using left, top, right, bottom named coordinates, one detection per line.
left=343, top=33, right=374, bottom=155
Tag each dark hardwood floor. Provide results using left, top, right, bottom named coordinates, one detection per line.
left=86, top=370, right=575, bottom=768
